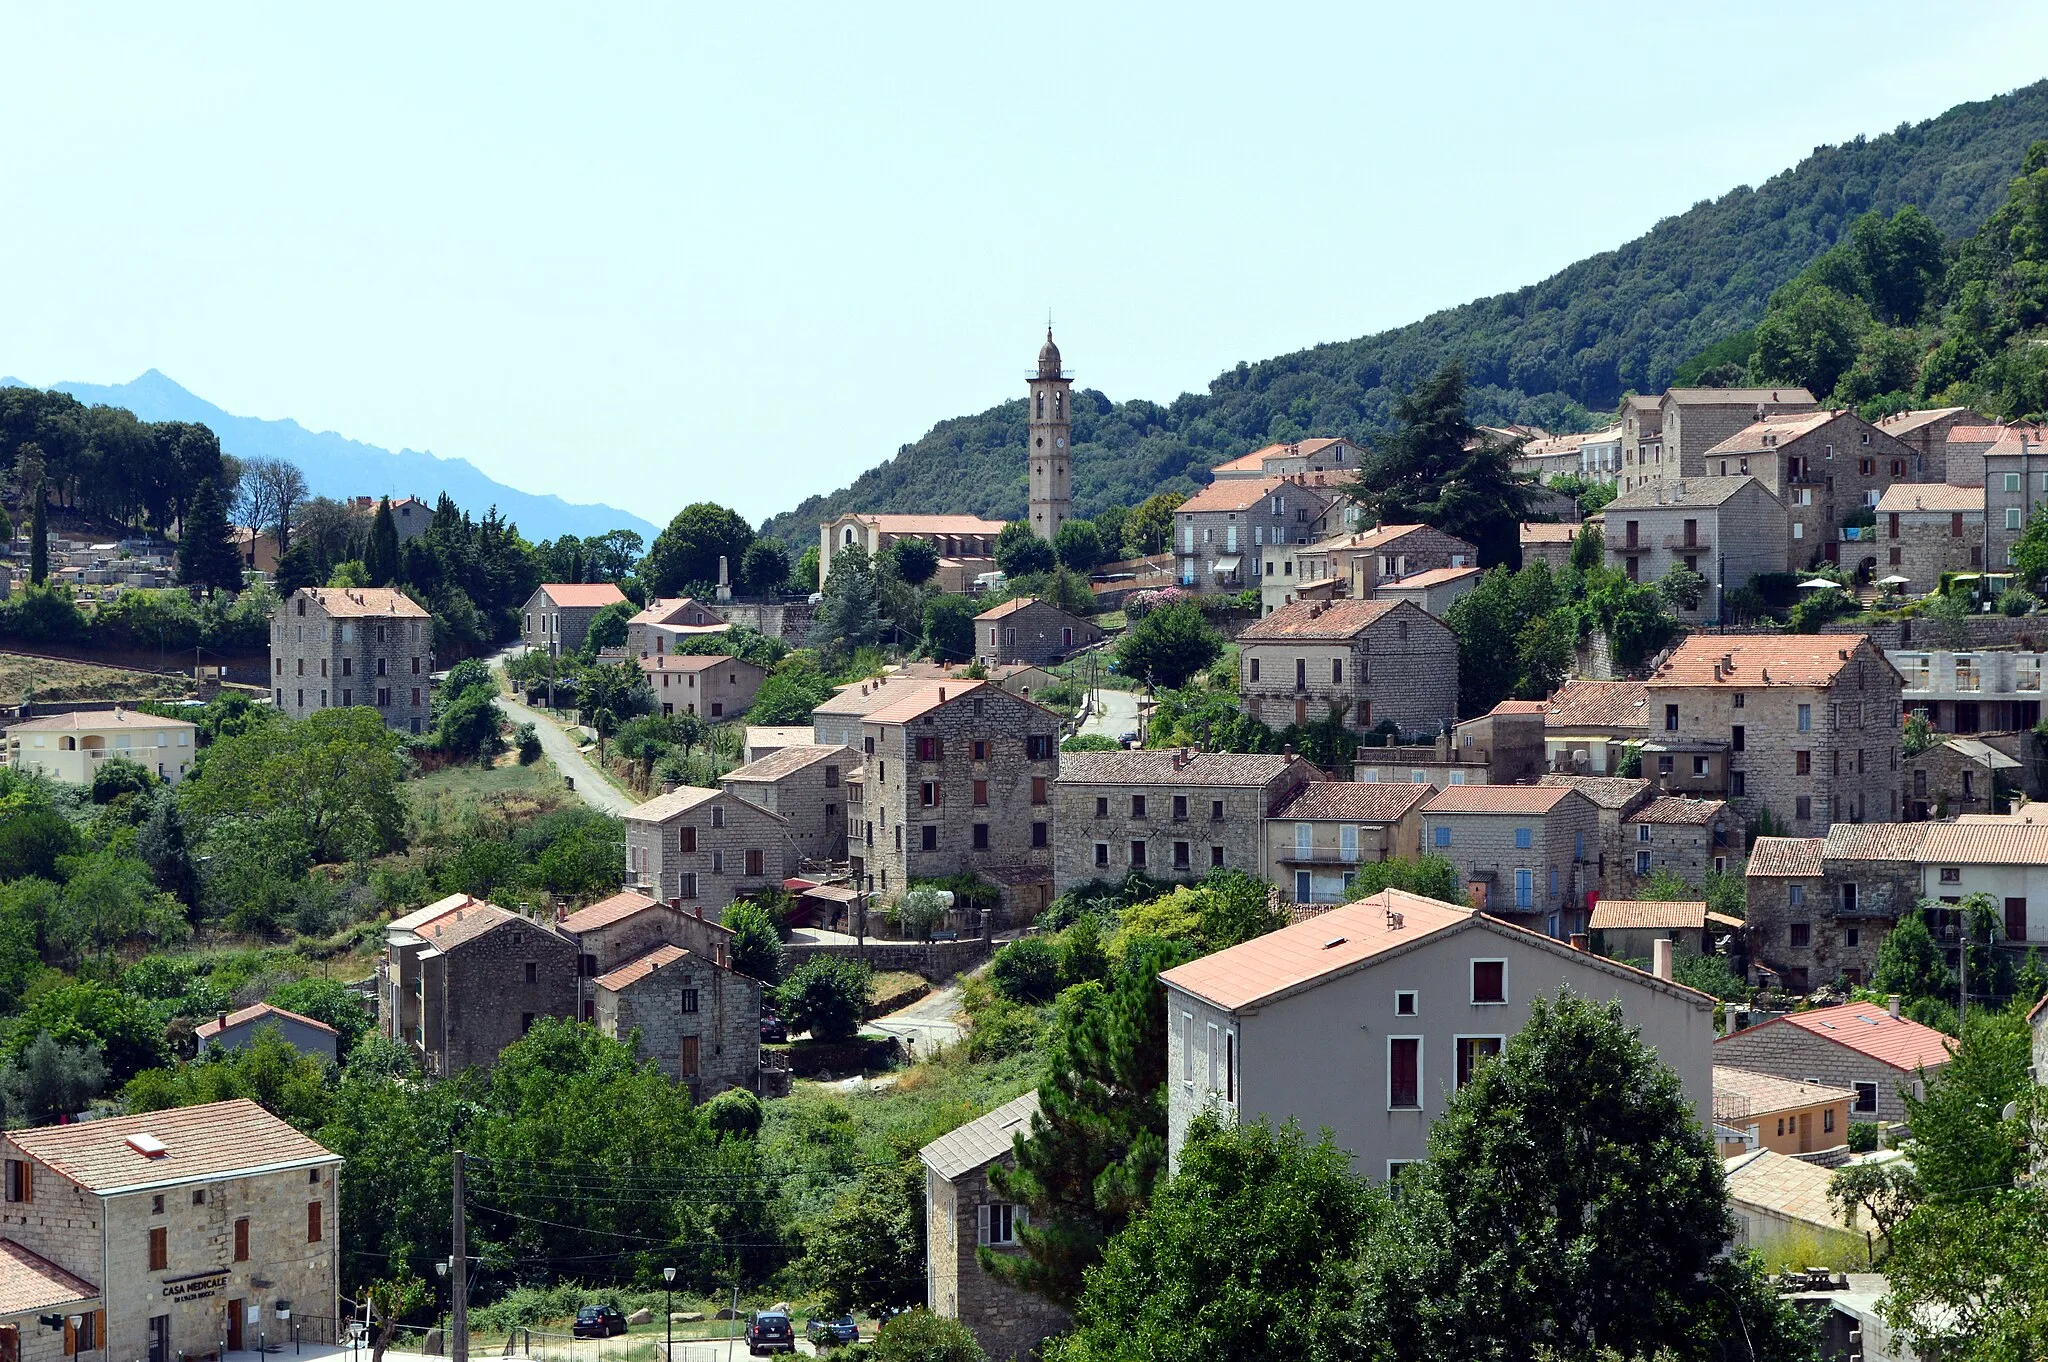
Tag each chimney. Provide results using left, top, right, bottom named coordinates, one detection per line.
left=217, top=1011, right=229, bottom=1029
left=1569, top=933, right=1589, bottom=952
left=1652, top=937, right=1673, bottom=982
left=1887, top=994, right=1901, bottom=1019
left=938, top=687, right=946, bottom=702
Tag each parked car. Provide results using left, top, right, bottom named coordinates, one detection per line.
left=745, top=1310, right=795, bottom=1356
left=760, top=1012, right=788, bottom=1044
left=1117, top=730, right=1139, bottom=747
left=572, top=1306, right=626, bottom=1339
left=806, top=1315, right=860, bottom=1347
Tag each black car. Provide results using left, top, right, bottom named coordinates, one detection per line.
left=572, top=1306, right=626, bottom=1339
left=744, top=1310, right=795, bottom=1355
left=806, top=1315, right=860, bottom=1347
left=760, top=1012, right=788, bottom=1044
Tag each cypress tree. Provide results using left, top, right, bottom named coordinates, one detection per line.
left=364, top=497, right=401, bottom=586
left=28, top=483, right=47, bottom=586
left=177, top=477, right=241, bottom=596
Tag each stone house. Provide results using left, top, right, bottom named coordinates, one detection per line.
left=592, top=944, right=760, bottom=1098
left=1542, top=679, right=1650, bottom=776
left=0, top=1099, right=341, bottom=1362
left=1291, top=524, right=1477, bottom=599
left=895, top=661, right=1061, bottom=705
left=1420, top=784, right=1601, bottom=937
left=1713, top=1000, right=1952, bottom=1125
left=269, top=587, right=433, bottom=733
left=1876, top=483, right=1984, bottom=592
left=2, top=709, right=198, bottom=787
left=1209, top=437, right=1366, bottom=481
left=1267, top=781, right=1433, bottom=905
left=1444, top=702, right=1548, bottom=785
left=1051, top=750, right=1321, bottom=894
left=1619, top=387, right=1819, bottom=492
left=1173, top=477, right=1335, bottom=592
left=819, top=514, right=1007, bottom=595
left=856, top=680, right=1062, bottom=919
left=1519, top=521, right=1579, bottom=570
left=1874, top=406, right=1988, bottom=482
left=1159, top=889, right=1715, bottom=1178
left=192, top=1004, right=339, bottom=1064
left=1944, top=420, right=2022, bottom=490
left=810, top=675, right=943, bottom=748
left=1906, top=737, right=2019, bottom=820
left=1623, top=795, right=1744, bottom=884
left=624, top=787, right=798, bottom=913
left=1976, top=423, right=2048, bottom=568
left=1536, top=774, right=1653, bottom=894
left=1588, top=899, right=1742, bottom=965
left=721, top=743, right=851, bottom=862
left=1617, top=394, right=1666, bottom=494
left=744, top=725, right=818, bottom=762
left=1713, top=1069, right=1855, bottom=1158
left=1699, top=410, right=1919, bottom=574
left=1237, top=598, right=1458, bottom=737
left=520, top=583, right=629, bottom=658
left=972, top=597, right=1103, bottom=665
left=1890, top=647, right=2046, bottom=733
left=1645, top=634, right=1904, bottom=833
left=920, top=1092, right=1068, bottom=1362
left=377, top=896, right=577, bottom=1075
left=637, top=653, right=766, bottom=720
left=1742, top=826, right=1925, bottom=993
left=1371, top=565, right=1480, bottom=618
left=1603, top=476, right=1791, bottom=614
left=557, top=890, right=738, bottom=1009
left=627, top=597, right=730, bottom=657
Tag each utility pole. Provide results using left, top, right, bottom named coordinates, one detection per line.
left=451, top=1150, right=468, bottom=1362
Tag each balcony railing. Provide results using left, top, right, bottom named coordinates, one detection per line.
left=1663, top=534, right=1711, bottom=551
left=1279, top=847, right=1368, bottom=865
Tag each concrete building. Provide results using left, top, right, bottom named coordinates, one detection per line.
left=857, top=680, right=1063, bottom=919
left=1210, top=437, right=1366, bottom=482
left=1159, top=889, right=1715, bottom=1178
left=1542, top=679, right=1649, bottom=776
left=1874, top=405, right=1988, bottom=482
left=192, top=1004, right=339, bottom=1064
left=1371, top=565, right=1480, bottom=618
left=1049, top=750, right=1321, bottom=893
left=1713, top=1000, right=1952, bottom=1125
left=2, top=709, right=197, bottom=786
left=520, top=583, right=629, bottom=658
left=637, top=653, right=766, bottom=720
left=919, top=1092, right=1067, bottom=1362
left=1268, top=782, right=1432, bottom=904
left=0, top=1099, right=341, bottom=1362
left=1237, top=598, right=1458, bottom=737
left=1891, top=647, right=2046, bottom=733
left=819, top=515, right=1006, bottom=596
left=1876, top=483, right=1984, bottom=592
left=972, top=598, right=1102, bottom=665
left=1644, top=634, right=1904, bottom=833
left=1026, top=330, right=1074, bottom=541
left=1978, top=423, right=2048, bottom=567
left=1173, top=477, right=1335, bottom=592
left=592, top=944, right=761, bottom=1098
left=1603, top=476, right=1791, bottom=616
left=1291, top=524, right=1477, bottom=599
left=1420, top=785, right=1601, bottom=937
left=1914, top=820, right=2048, bottom=945
left=721, top=743, right=851, bottom=863
left=1713, top=1068, right=1854, bottom=1158
left=270, top=587, right=432, bottom=734
left=623, top=787, right=797, bottom=913
left=377, top=895, right=576, bottom=1075
left=626, top=598, right=730, bottom=658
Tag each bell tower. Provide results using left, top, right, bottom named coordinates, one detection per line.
left=1027, top=328, right=1073, bottom=542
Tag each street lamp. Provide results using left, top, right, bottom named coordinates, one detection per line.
left=435, top=1260, right=449, bottom=1348
left=662, top=1268, right=677, bottom=1360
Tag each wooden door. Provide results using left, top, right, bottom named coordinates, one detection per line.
left=227, top=1301, right=244, bottom=1352
left=2005, top=897, right=2028, bottom=943
left=679, top=1036, right=700, bottom=1078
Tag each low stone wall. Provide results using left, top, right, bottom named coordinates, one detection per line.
left=717, top=599, right=817, bottom=645
left=783, top=936, right=993, bottom=982
left=1823, top=615, right=2048, bottom=651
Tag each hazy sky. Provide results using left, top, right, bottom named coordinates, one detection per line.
left=5, top=4, right=2047, bottom=527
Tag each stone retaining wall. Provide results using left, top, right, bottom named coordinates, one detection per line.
left=783, top=936, right=993, bottom=981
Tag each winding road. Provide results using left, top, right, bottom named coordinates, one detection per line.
left=1079, top=685, right=1143, bottom=741
left=488, top=648, right=636, bottom=817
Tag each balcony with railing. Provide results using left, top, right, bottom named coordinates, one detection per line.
left=1278, top=845, right=1369, bottom=866
left=1663, top=533, right=1712, bottom=552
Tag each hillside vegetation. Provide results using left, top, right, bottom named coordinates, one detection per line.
left=763, top=80, right=2048, bottom=545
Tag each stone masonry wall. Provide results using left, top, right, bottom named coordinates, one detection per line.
left=631, top=792, right=798, bottom=914
left=724, top=751, right=851, bottom=863
left=783, top=937, right=992, bottom=982
left=939, top=1162, right=1069, bottom=1362
left=1712, top=1024, right=1929, bottom=1124
left=1052, top=779, right=1274, bottom=893
left=1239, top=606, right=1457, bottom=738
left=980, top=602, right=1101, bottom=666
left=1885, top=510, right=1983, bottom=590
left=270, top=599, right=431, bottom=732
left=599, top=957, right=759, bottom=1098
left=443, top=920, right=578, bottom=1074
left=1421, top=797, right=1599, bottom=932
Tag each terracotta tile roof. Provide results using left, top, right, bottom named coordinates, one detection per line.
left=746, top=725, right=817, bottom=749
left=8, top=1099, right=338, bottom=1194
left=1239, top=598, right=1405, bottom=641
left=920, top=1091, right=1040, bottom=1181
left=1875, top=484, right=1984, bottom=514
left=1663, top=387, right=1815, bottom=406
left=1605, top=475, right=1762, bottom=510
left=1978, top=424, right=2048, bottom=458
left=1537, top=774, right=1653, bottom=810
left=1723, top=1149, right=1851, bottom=1232
left=1161, top=890, right=1475, bottom=1011
left=194, top=1002, right=337, bottom=1041
left=812, top=677, right=945, bottom=719
left=593, top=944, right=691, bottom=992
left=1176, top=476, right=1331, bottom=515
left=388, top=893, right=479, bottom=933
left=723, top=743, right=849, bottom=784
left=418, top=900, right=541, bottom=953
left=974, top=596, right=1091, bottom=624
left=841, top=514, right=1008, bottom=534
left=1212, top=438, right=1354, bottom=474
left=1714, top=1065, right=1855, bottom=1116
left=1521, top=522, right=1579, bottom=544
left=5, top=708, right=195, bottom=733
left=1627, top=796, right=1729, bottom=826
left=1378, top=565, right=1481, bottom=590
left=1823, top=822, right=1933, bottom=862
left=1057, top=750, right=1307, bottom=788
left=1273, top=781, right=1432, bottom=822
left=538, top=583, right=629, bottom=609
left=1590, top=899, right=1706, bottom=930
left=0, top=1239, right=98, bottom=1314
left=559, top=890, right=667, bottom=934
left=1423, top=784, right=1583, bottom=815
left=1647, top=634, right=1876, bottom=689
left=1543, top=679, right=1650, bottom=730
left=1914, top=822, right=2048, bottom=866
left=295, top=586, right=430, bottom=619
left=629, top=597, right=723, bottom=627
left=1700, top=411, right=1843, bottom=457
left=1304, top=523, right=1470, bottom=556
left=1747, top=837, right=1824, bottom=877
left=865, top=679, right=994, bottom=726
left=1486, top=699, right=1550, bottom=715
left=627, top=785, right=785, bottom=824
left=1876, top=407, right=1972, bottom=435
left=1721, top=1002, right=1954, bottom=1072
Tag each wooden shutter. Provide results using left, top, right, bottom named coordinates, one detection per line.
left=308, top=1200, right=322, bottom=1243
left=62, top=1319, right=74, bottom=1357
left=0, top=1322, right=20, bottom=1362
left=93, top=1314, right=104, bottom=1352
left=149, top=1226, right=167, bottom=1271
left=234, top=1217, right=249, bottom=1261
left=679, top=1036, right=700, bottom=1078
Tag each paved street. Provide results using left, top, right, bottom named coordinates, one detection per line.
left=866, top=979, right=966, bottom=1058
left=488, top=648, right=636, bottom=817
left=1079, top=685, right=1142, bottom=741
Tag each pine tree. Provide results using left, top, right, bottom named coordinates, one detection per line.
left=364, top=497, right=401, bottom=587
left=28, top=484, right=48, bottom=586
left=176, top=477, right=241, bottom=596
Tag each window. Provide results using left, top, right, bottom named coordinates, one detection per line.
left=971, top=739, right=988, bottom=761
left=69, top=1313, right=100, bottom=1353
left=1514, top=868, right=1532, bottom=908
left=308, top=1199, right=323, bottom=1242
left=1795, top=750, right=1811, bottom=775
left=1129, top=840, right=1147, bottom=867
left=1790, top=923, right=1811, bottom=949
left=1797, top=704, right=1811, bottom=732
left=1210, top=799, right=1226, bottom=821
left=1395, top=990, right=1417, bottom=1017
left=920, top=826, right=938, bottom=852
left=1131, top=794, right=1147, bottom=818
left=1823, top=1106, right=1835, bottom=1134
left=193, top=1189, right=205, bottom=1207
left=1031, top=777, right=1048, bottom=805
left=149, top=1226, right=168, bottom=1271
left=1433, top=826, right=1451, bottom=847
left=1796, top=795, right=1812, bottom=821
left=1854, top=1082, right=1878, bottom=1114
left=1025, top=735, right=1055, bottom=760
left=1939, top=866, right=1961, bottom=884
left=1031, top=821, right=1048, bottom=848
left=980, top=1202, right=1019, bottom=1246
left=972, top=779, right=989, bottom=806
left=1664, top=704, right=1679, bottom=732
left=1471, top=960, right=1506, bottom=1004
left=1731, top=725, right=1744, bottom=751
left=1514, top=827, right=1532, bottom=849
left=234, top=1217, right=249, bottom=1262
left=1181, top=1012, right=1195, bottom=1082
left=1636, top=848, right=1651, bottom=873
left=1094, top=842, right=1109, bottom=868
left=523, top=962, right=537, bottom=984
left=152, top=1194, right=164, bottom=1214
left=1173, top=795, right=1188, bottom=821
left=1732, top=771, right=1746, bottom=796
left=920, top=781, right=939, bottom=807
left=1249, top=658, right=1261, bottom=682
left=2010, top=507, right=2026, bottom=531
left=680, top=989, right=700, bottom=1014
left=1332, top=658, right=1343, bottom=685
left=1210, top=845, right=1225, bottom=868
left=971, top=821, right=992, bottom=851
left=1388, top=1037, right=1421, bottom=1110
left=680, top=826, right=697, bottom=853
left=712, top=806, right=724, bottom=828
left=1225, top=1031, right=1236, bottom=1102
left=1455, top=1036, right=1502, bottom=1088
left=3, top=1160, right=30, bottom=1204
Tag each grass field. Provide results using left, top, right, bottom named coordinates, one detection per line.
left=0, top=651, right=188, bottom=703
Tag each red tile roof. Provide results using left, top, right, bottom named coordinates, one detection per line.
left=1211, top=437, right=1353, bottom=473
left=1161, top=890, right=1474, bottom=1010
left=539, top=583, right=629, bottom=609
left=9, top=1099, right=338, bottom=1194
left=1627, top=796, right=1729, bottom=826
left=1379, top=565, right=1481, bottom=590
left=1543, top=679, right=1649, bottom=730
left=1914, top=822, right=2048, bottom=866
left=1056, top=750, right=1308, bottom=788
left=1486, top=699, right=1549, bottom=715
left=1823, top=822, right=1933, bottom=862
left=194, top=1002, right=337, bottom=1041
left=593, top=944, right=691, bottom=992
left=1700, top=411, right=1842, bottom=457
left=1424, top=785, right=1584, bottom=815
left=637, top=653, right=753, bottom=674
left=1714, top=1066, right=1856, bottom=1116
left=865, top=679, right=991, bottom=725
left=974, top=596, right=1092, bottom=624
left=1721, top=1002, right=1954, bottom=1073
left=1747, top=837, right=1824, bottom=877
left=1239, top=598, right=1406, bottom=641
left=1176, top=476, right=1331, bottom=515
left=1648, top=634, right=1878, bottom=689
left=1520, top=522, right=1579, bottom=544
left=559, top=890, right=667, bottom=934
left=0, top=1239, right=97, bottom=1314
left=723, top=743, right=849, bottom=784
left=296, top=586, right=430, bottom=619
left=417, top=900, right=537, bottom=952
left=1273, top=781, right=1432, bottom=822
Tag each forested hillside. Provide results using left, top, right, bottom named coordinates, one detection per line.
left=763, top=80, right=2048, bottom=545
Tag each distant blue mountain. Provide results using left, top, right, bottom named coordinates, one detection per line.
left=8, top=370, right=657, bottom=542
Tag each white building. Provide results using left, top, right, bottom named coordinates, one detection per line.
left=2, top=708, right=198, bottom=785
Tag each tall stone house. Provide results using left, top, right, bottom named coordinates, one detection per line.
left=1210, top=437, right=1367, bottom=481
left=1644, top=634, right=1905, bottom=833
left=1623, top=795, right=1743, bottom=883
left=1714, top=1000, right=1952, bottom=1125
left=1625, top=387, right=1821, bottom=492
left=1236, top=598, right=1457, bottom=737
left=1978, top=424, right=2048, bottom=568
left=1266, top=781, right=1433, bottom=904
left=1536, top=774, right=1654, bottom=895
left=557, top=890, right=739, bottom=1015
left=720, top=743, right=852, bottom=862
left=1742, top=825, right=1925, bottom=992
left=1420, top=784, right=1601, bottom=937
left=810, top=674, right=944, bottom=747
left=637, top=653, right=767, bottom=719
left=1617, top=394, right=1665, bottom=494
left=973, top=597, right=1103, bottom=665
left=919, top=1092, right=1068, bottom=1361
left=1159, top=889, right=1715, bottom=1179
left=1049, top=750, right=1322, bottom=893
left=520, top=582, right=629, bottom=658
left=856, top=680, right=1063, bottom=919
left=1906, top=737, right=2019, bottom=820
left=1291, top=523, right=1477, bottom=598
left=1874, top=406, right=1988, bottom=481
left=270, top=586, right=433, bottom=733
left=623, top=786, right=798, bottom=912
left=378, top=895, right=577, bottom=1075
left=1875, top=483, right=1984, bottom=589
left=592, top=944, right=761, bottom=1098
left=1697, top=410, right=1919, bottom=571
left=1943, top=419, right=2020, bottom=489
left=1602, top=476, right=1790, bottom=614
left=1173, top=476, right=1335, bottom=592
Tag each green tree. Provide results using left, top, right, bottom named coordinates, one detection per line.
left=89, top=755, right=156, bottom=804
left=864, top=1312, right=985, bottom=1362
left=810, top=543, right=886, bottom=659
left=52, top=846, right=192, bottom=959
left=747, top=654, right=839, bottom=726
left=178, top=707, right=407, bottom=862
left=363, top=496, right=401, bottom=586
left=577, top=599, right=637, bottom=659
left=1052, top=519, right=1106, bottom=571
left=1346, top=856, right=1467, bottom=907
left=1113, top=601, right=1222, bottom=689
left=1122, top=493, right=1184, bottom=558
left=432, top=686, right=508, bottom=766
left=887, top=536, right=940, bottom=586
left=740, top=538, right=791, bottom=595
left=797, top=1163, right=926, bottom=1316
left=921, top=593, right=978, bottom=663
left=995, top=522, right=1055, bottom=578
left=792, top=545, right=821, bottom=592
left=125, top=1024, right=336, bottom=1131
left=1874, top=908, right=1956, bottom=1005
left=1901, top=1002, right=2030, bottom=1204
left=1881, top=1185, right=2048, bottom=1360
left=1, top=1032, right=107, bottom=1125
left=990, top=937, right=1062, bottom=1005
left=644, top=502, right=755, bottom=596
left=723, top=900, right=786, bottom=986
left=268, top=977, right=376, bottom=1055
left=1750, top=283, right=1868, bottom=398
left=1827, top=1160, right=1921, bottom=1266
left=776, top=957, right=873, bottom=1042
left=0, top=807, right=79, bottom=882
left=1048, top=1119, right=1381, bottom=1362
left=177, top=477, right=243, bottom=595
left=28, top=482, right=47, bottom=585
left=702, top=1086, right=763, bottom=1139
left=9, top=981, right=170, bottom=1083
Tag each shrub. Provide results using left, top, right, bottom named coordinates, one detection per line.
left=515, top=723, right=542, bottom=764
left=776, top=957, right=873, bottom=1043
left=895, top=885, right=949, bottom=941
left=723, top=901, right=786, bottom=986
left=1061, top=733, right=1120, bottom=752
left=1847, top=1121, right=1881, bottom=1153
left=866, top=1311, right=985, bottom=1362
left=990, top=938, right=1062, bottom=1005
left=703, top=1086, right=764, bottom=1139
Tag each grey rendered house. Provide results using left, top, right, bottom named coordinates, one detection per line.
left=193, top=1003, right=340, bottom=1063
left=1603, top=476, right=1790, bottom=615
left=1159, top=888, right=1715, bottom=1178
left=1266, top=781, right=1433, bottom=904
